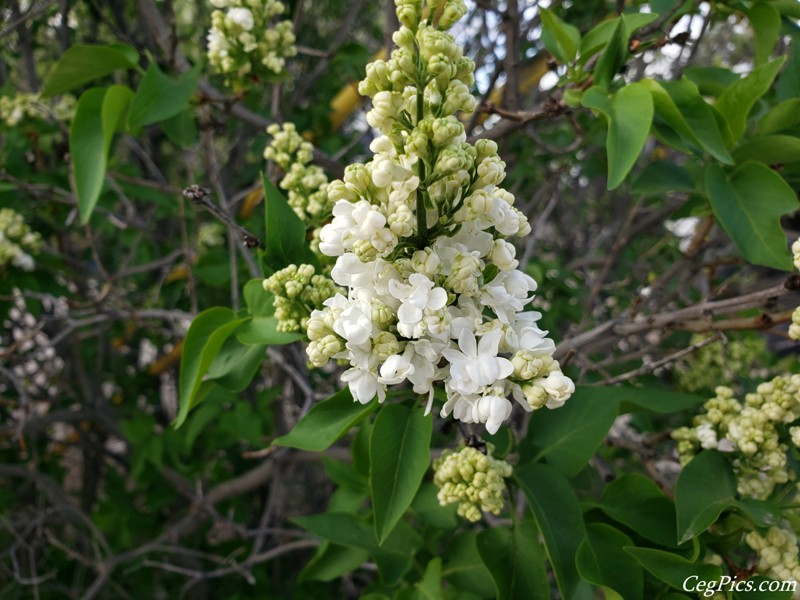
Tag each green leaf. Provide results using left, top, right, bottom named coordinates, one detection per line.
left=579, top=14, right=657, bottom=65
left=370, top=404, right=432, bottom=543
left=540, top=8, right=580, bottom=64
left=411, top=483, right=458, bottom=529
left=162, top=107, right=198, bottom=147
left=243, top=278, right=275, bottom=317
left=477, top=521, right=550, bottom=600
left=442, top=532, right=496, bottom=599
left=414, top=558, right=444, bottom=600
left=615, top=387, right=705, bottom=414
left=516, top=463, right=585, bottom=600
left=206, top=336, right=265, bottom=392
left=599, top=473, right=679, bottom=547
left=236, top=317, right=302, bottom=345
left=576, top=523, right=643, bottom=600
left=273, top=387, right=376, bottom=451
left=262, top=173, right=319, bottom=271
left=716, top=58, right=786, bottom=143
left=41, top=43, right=138, bottom=97
left=684, top=67, right=739, bottom=97
left=776, top=37, right=800, bottom=100
left=625, top=547, right=722, bottom=591
left=128, top=61, right=201, bottom=128
left=732, top=135, right=800, bottom=165
left=70, top=85, right=134, bottom=224
left=644, top=78, right=733, bottom=164
left=758, top=98, right=800, bottom=134
left=299, top=543, right=369, bottom=582
left=174, top=307, right=247, bottom=428
left=581, top=82, right=654, bottom=189
left=675, top=450, right=738, bottom=544
left=631, top=161, right=696, bottom=195
left=706, top=162, right=797, bottom=271
left=522, top=385, right=618, bottom=477
left=593, top=18, right=627, bottom=90
left=748, top=3, right=781, bottom=67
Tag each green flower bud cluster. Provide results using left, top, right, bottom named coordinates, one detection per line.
left=264, top=123, right=332, bottom=236
left=432, top=444, right=512, bottom=522
left=0, top=208, right=42, bottom=273
left=672, top=375, right=800, bottom=499
left=674, top=335, right=779, bottom=394
left=0, top=93, right=75, bottom=127
left=263, top=264, right=338, bottom=333
left=745, top=525, right=800, bottom=590
left=207, top=0, right=297, bottom=89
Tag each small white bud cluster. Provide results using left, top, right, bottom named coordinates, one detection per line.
left=790, top=239, right=800, bottom=341
left=0, top=93, right=75, bottom=127
left=745, top=525, right=800, bottom=596
left=306, top=0, right=573, bottom=434
left=207, top=0, right=297, bottom=89
left=263, top=264, right=338, bottom=333
left=0, top=208, right=43, bottom=273
left=432, top=443, right=512, bottom=522
left=672, top=375, right=800, bottom=499
left=264, top=123, right=332, bottom=237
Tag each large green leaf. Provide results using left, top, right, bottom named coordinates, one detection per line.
left=205, top=336, right=266, bottom=392
left=70, top=85, right=134, bottom=224
left=749, top=3, right=781, bottom=67
left=614, top=387, right=705, bottom=414
left=414, top=558, right=445, bottom=600
left=370, top=404, right=432, bottom=543
left=625, top=547, right=722, bottom=591
left=477, top=521, right=550, bottom=600
left=631, top=161, right=696, bottom=195
left=516, top=463, right=585, bottom=600
left=716, top=58, right=786, bottom=143
left=582, top=82, right=654, bottom=189
left=523, top=385, right=618, bottom=477
left=674, top=450, right=738, bottom=544
left=243, top=278, right=275, bottom=317
left=580, top=14, right=657, bottom=65
left=706, top=162, right=797, bottom=271
left=442, top=531, right=496, bottom=599
left=299, top=543, right=370, bottom=583
left=576, top=523, right=643, bottom=600
left=758, top=98, right=800, bottom=134
left=236, top=317, right=302, bottom=345
left=41, top=43, right=138, bottom=97
left=540, top=8, right=580, bottom=64
left=599, top=473, right=679, bottom=547
left=732, top=135, right=800, bottom=165
left=262, top=173, right=319, bottom=271
left=273, top=387, right=376, bottom=451
left=174, top=307, right=248, bottom=428
left=592, top=18, right=627, bottom=90
left=646, top=78, right=733, bottom=164
left=128, top=61, right=201, bottom=128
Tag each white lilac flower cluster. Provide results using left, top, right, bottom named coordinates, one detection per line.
left=789, top=240, right=800, bottom=341
left=207, top=0, right=296, bottom=88
left=304, top=0, right=573, bottom=434
left=0, top=208, right=42, bottom=272
left=432, top=444, right=512, bottom=522
left=0, top=93, right=75, bottom=127
left=263, top=264, right=338, bottom=333
left=745, top=525, right=800, bottom=597
left=672, top=376, right=800, bottom=499
left=264, top=123, right=332, bottom=235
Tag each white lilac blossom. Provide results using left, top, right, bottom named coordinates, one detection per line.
left=305, top=0, right=573, bottom=434
left=745, top=525, right=800, bottom=598
left=263, top=264, right=338, bottom=333
left=207, top=0, right=297, bottom=89
left=790, top=240, right=800, bottom=341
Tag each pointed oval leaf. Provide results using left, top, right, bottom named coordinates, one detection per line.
left=576, top=523, right=643, bottom=600
left=675, top=450, right=737, bottom=544
left=274, top=387, right=376, bottom=451
left=748, top=3, right=781, bottom=67
left=477, top=521, right=550, bottom=600
left=128, top=61, right=201, bottom=128
left=625, top=547, right=722, bottom=591
left=262, top=173, right=319, bottom=271
left=732, top=135, right=800, bottom=165
left=42, top=44, right=138, bottom=97
left=758, top=98, right=800, bottom=134
left=540, top=8, right=581, bottom=64
left=593, top=18, right=627, bottom=90
left=174, top=307, right=248, bottom=428
left=370, top=404, right=432, bottom=543
left=706, top=162, right=798, bottom=271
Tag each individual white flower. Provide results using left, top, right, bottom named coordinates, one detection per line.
left=543, top=371, right=575, bottom=408
left=342, top=366, right=386, bottom=404
left=389, top=274, right=448, bottom=338
left=442, top=329, right=513, bottom=396
left=332, top=299, right=372, bottom=345
left=476, top=391, right=513, bottom=434
left=227, top=7, right=254, bottom=30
